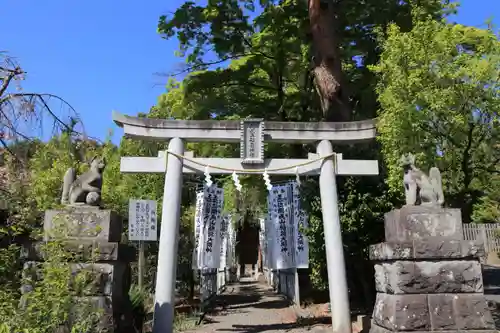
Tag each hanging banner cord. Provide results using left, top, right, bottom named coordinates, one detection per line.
left=166, top=150, right=336, bottom=173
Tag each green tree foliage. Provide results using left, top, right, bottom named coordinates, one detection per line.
left=156, top=0, right=454, bottom=298
left=0, top=134, right=118, bottom=237
left=0, top=240, right=105, bottom=332
left=372, top=17, right=500, bottom=223
left=473, top=175, right=500, bottom=223
left=157, top=0, right=454, bottom=122
left=0, top=136, right=116, bottom=331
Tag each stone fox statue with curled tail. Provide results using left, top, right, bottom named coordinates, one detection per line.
left=61, top=156, right=106, bottom=206
left=401, top=153, right=444, bottom=207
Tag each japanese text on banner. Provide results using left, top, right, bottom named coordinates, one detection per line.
left=199, top=186, right=224, bottom=269
left=292, top=182, right=309, bottom=268
left=192, top=191, right=205, bottom=269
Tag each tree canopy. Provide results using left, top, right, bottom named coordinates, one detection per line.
left=373, top=17, right=500, bottom=222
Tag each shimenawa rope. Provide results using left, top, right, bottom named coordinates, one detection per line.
left=166, top=150, right=336, bottom=173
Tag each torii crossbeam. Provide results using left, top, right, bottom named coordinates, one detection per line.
left=113, top=111, right=379, bottom=333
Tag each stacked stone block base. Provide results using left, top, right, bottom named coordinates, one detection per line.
left=22, top=206, right=135, bottom=332
left=370, top=206, right=496, bottom=333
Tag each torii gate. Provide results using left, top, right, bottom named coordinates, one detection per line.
left=112, top=111, right=379, bottom=333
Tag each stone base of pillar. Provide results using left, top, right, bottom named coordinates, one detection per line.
left=369, top=206, right=496, bottom=333
left=20, top=206, right=137, bottom=332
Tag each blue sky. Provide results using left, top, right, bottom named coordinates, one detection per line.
left=1, top=0, right=498, bottom=143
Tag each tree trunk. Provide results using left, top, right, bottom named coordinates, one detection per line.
left=308, top=0, right=351, bottom=122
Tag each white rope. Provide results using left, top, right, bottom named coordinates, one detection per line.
left=166, top=150, right=335, bottom=173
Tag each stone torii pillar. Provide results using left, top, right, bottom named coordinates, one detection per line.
left=112, top=112, right=379, bottom=333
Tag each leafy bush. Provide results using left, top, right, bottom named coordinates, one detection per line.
left=0, top=240, right=105, bottom=332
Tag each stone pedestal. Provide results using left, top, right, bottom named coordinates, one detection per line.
left=22, top=206, right=135, bottom=332
left=369, top=206, right=496, bottom=333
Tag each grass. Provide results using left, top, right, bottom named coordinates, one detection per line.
left=142, top=312, right=199, bottom=333
left=174, top=313, right=198, bottom=332
left=129, top=283, right=204, bottom=332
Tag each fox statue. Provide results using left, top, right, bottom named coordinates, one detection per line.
left=401, top=153, right=444, bottom=207
left=60, top=156, right=106, bottom=206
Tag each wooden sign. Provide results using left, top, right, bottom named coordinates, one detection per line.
left=240, top=119, right=265, bottom=164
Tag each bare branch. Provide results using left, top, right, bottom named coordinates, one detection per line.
left=0, top=52, right=95, bottom=154
left=15, top=93, right=74, bottom=132
left=0, top=68, right=22, bottom=98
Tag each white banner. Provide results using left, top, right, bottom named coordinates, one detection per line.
left=264, top=216, right=272, bottom=269
left=128, top=199, right=157, bottom=241
left=266, top=189, right=277, bottom=269
left=266, top=189, right=274, bottom=269
left=200, top=186, right=224, bottom=269
left=192, top=191, right=205, bottom=269
left=258, top=217, right=266, bottom=269
left=284, top=184, right=296, bottom=269
left=226, top=215, right=236, bottom=267
left=270, top=185, right=294, bottom=269
left=292, top=182, right=309, bottom=268
left=266, top=182, right=309, bottom=269
left=219, top=214, right=229, bottom=269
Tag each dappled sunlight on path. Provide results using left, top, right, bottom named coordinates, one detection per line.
left=183, top=277, right=331, bottom=333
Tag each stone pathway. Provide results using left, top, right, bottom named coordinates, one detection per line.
left=181, top=264, right=500, bottom=333
left=184, top=277, right=331, bottom=333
